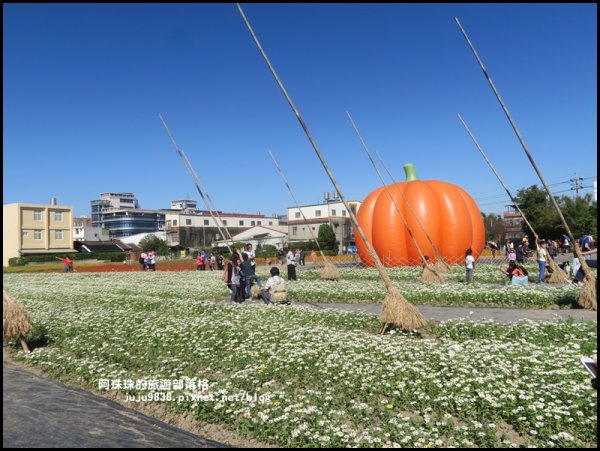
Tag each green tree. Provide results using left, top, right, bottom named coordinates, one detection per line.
left=514, top=186, right=597, bottom=239
left=139, top=235, right=169, bottom=256
left=482, top=212, right=505, bottom=243
left=317, top=224, right=338, bottom=254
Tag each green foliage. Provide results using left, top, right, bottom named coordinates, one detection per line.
left=482, top=212, right=505, bottom=243
left=8, top=253, right=126, bottom=265
left=514, top=186, right=597, bottom=239
left=317, top=224, right=338, bottom=254
left=8, top=257, right=27, bottom=267
left=287, top=240, right=318, bottom=252
left=255, top=245, right=277, bottom=258
left=139, top=235, right=169, bottom=256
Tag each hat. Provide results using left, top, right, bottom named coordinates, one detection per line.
left=522, top=237, right=528, bottom=241
left=540, top=239, right=546, bottom=244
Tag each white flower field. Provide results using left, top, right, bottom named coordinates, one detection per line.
left=3, top=270, right=597, bottom=447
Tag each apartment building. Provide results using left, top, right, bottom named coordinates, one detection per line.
left=3, top=202, right=74, bottom=266
left=287, top=199, right=361, bottom=253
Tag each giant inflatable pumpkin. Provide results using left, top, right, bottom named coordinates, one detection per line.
left=356, top=163, right=485, bottom=266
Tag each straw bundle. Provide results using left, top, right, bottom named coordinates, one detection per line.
left=321, top=261, right=340, bottom=281
left=577, top=276, right=597, bottom=311
left=421, top=266, right=445, bottom=284
left=434, top=259, right=451, bottom=274
left=380, top=287, right=428, bottom=331
left=545, top=258, right=568, bottom=284
left=3, top=290, right=32, bottom=352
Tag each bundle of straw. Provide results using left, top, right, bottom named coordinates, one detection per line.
left=3, top=289, right=32, bottom=352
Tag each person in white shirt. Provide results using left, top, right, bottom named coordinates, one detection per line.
left=536, top=238, right=548, bottom=284
left=244, top=243, right=256, bottom=268
left=261, top=267, right=289, bottom=305
left=465, top=248, right=475, bottom=284
left=286, top=247, right=297, bottom=281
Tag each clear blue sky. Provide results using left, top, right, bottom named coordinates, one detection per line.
left=3, top=3, right=597, bottom=218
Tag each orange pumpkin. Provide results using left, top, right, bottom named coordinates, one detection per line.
left=356, top=163, right=485, bottom=266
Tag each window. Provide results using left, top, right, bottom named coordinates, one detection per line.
left=54, top=212, right=63, bottom=221
left=172, top=219, right=177, bottom=226
left=342, top=210, right=346, bottom=216
left=34, top=230, right=42, bottom=240
left=55, top=230, right=63, bottom=240
left=315, top=210, right=321, bottom=217
left=295, top=212, right=301, bottom=219
left=332, top=209, right=336, bottom=216
left=204, top=220, right=209, bottom=226
left=34, top=210, right=42, bottom=221
left=292, top=226, right=298, bottom=236
left=239, top=220, right=244, bottom=226
left=257, top=221, right=262, bottom=225
left=251, top=221, right=256, bottom=226
left=269, top=221, right=273, bottom=226
left=22, top=231, right=29, bottom=238
left=312, top=227, right=315, bottom=231
left=223, top=220, right=228, bottom=226
left=186, top=219, right=192, bottom=226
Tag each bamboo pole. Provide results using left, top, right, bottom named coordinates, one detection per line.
left=268, top=149, right=340, bottom=280
left=458, top=113, right=568, bottom=282
left=346, top=112, right=444, bottom=281
left=158, top=113, right=234, bottom=255
left=237, top=3, right=426, bottom=329
left=455, top=17, right=595, bottom=301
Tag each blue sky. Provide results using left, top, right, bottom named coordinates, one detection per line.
left=3, top=3, right=597, bottom=218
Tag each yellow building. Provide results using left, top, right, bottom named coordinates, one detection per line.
left=3, top=203, right=75, bottom=266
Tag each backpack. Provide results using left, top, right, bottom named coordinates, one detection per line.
left=272, top=276, right=287, bottom=302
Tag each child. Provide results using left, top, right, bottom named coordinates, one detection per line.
left=465, top=248, right=475, bottom=284
left=507, top=247, right=516, bottom=264
left=261, top=267, right=289, bottom=305
left=230, top=257, right=244, bottom=303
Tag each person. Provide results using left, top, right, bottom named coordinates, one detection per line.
left=261, top=266, right=289, bottom=305
left=579, top=234, right=595, bottom=260
left=311, top=250, right=317, bottom=265
left=572, top=250, right=597, bottom=284
left=210, top=254, right=216, bottom=271
left=535, top=238, right=548, bottom=283
left=516, top=237, right=530, bottom=264
left=200, top=251, right=206, bottom=270
left=507, top=246, right=516, bottom=264
left=295, top=248, right=302, bottom=267
left=286, top=247, right=297, bottom=281
left=299, top=249, right=305, bottom=266
left=501, top=261, right=528, bottom=283
left=223, top=254, right=242, bottom=303
left=243, top=243, right=256, bottom=271
left=548, top=240, right=558, bottom=259
left=465, top=248, right=475, bottom=284
left=422, top=255, right=433, bottom=268
left=505, top=239, right=514, bottom=255
left=56, top=256, right=73, bottom=273
left=562, top=235, right=571, bottom=253
left=196, top=252, right=203, bottom=271
left=145, top=252, right=153, bottom=272
left=241, top=252, right=263, bottom=299
left=149, top=249, right=157, bottom=271
left=217, top=254, right=224, bottom=271
left=277, top=248, right=284, bottom=265
left=139, top=251, right=147, bottom=271
left=488, top=241, right=498, bottom=258
left=126, top=251, right=132, bottom=265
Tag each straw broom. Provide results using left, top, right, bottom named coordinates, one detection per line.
left=237, top=4, right=427, bottom=331
left=457, top=114, right=568, bottom=284
left=456, top=18, right=594, bottom=308
left=3, top=290, right=31, bottom=352
left=159, top=113, right=236, bottom=255
left=268, top=150, right=340, bottom=281
left=347, top=112, right=444, bottom=284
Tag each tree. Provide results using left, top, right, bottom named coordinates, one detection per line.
left=514, top=186, right=597, bottom=239
left=317, top=224, right=338, bottom=254
left=139, top=235, right=169, bottom=256
left=482, top=212, right=505, bottom=243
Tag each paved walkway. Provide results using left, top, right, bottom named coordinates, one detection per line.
left=297, top=302, right=597, bottom=323
left=3, top=361, right=226, bottom=448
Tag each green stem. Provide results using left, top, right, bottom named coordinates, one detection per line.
left=404, top=163, right=418, bottom=181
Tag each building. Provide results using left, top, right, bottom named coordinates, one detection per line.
left=502, top=205, right=526, bottom=241
left=212, top=225, right=288, bottom=251
left=287, top=198, right=361, bottom=253
left=3, top=202, right=74, bottom=266
left=73, top=216, right=109, bottom=242
left=90, top=193, right=165, bottom=239
left=164, top=208, right=281, bottom=249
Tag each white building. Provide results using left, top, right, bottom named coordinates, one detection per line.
left=212, top=225, right=288, bottom=251
left=73, top=216, right=109, bottom=242
left=287, top=199, right=361, bottom=253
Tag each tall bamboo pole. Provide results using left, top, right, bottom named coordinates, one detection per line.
left=347, top=112, right=444, bottom=280
left=454, top=18, right=595, bottom=293
left=237, top=3, right=426, bottom=329
left=158, top=113, right=234, bottom=255
left=268, top=150, right=340, bottom=279
left=458, top=113, right=568, bottom=282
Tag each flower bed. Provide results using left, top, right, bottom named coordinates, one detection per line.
left=3, top=272, right=596, bottom=448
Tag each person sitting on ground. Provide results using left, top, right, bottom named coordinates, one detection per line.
left=572, top=249, right=597, bottom=284
left=261, top=266, right=289, bottom=305
left=501, top=261, right=528, bottom=285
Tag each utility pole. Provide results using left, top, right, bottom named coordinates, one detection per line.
left=570, top=173, right=584, bottom=198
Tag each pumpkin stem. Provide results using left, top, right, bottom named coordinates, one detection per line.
left=404, top=163, right=418, bottom=181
